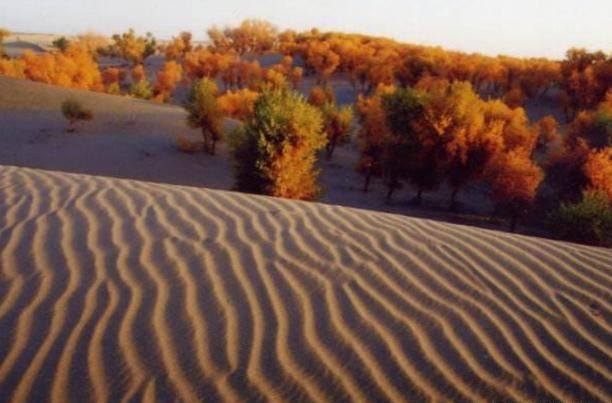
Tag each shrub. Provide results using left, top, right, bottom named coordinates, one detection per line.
left=61, top=98, right=93, bottom=132
left=230, top=88, right=326, bottom=200
left=129, top=79, right=153, bottom=99
left=547, top=190, right=612, bottom=247
left=52, top=36, right=71, bottom=52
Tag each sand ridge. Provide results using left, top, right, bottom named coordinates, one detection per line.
left=0, top=165, right=611, bottom=402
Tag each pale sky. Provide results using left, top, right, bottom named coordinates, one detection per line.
left=1, top=0, right=611, bottom=58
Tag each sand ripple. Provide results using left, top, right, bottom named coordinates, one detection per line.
left=0, top=165, right=611, bottom=402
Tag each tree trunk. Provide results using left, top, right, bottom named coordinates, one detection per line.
left=326, top=141, right=336, bottom=160
left=414, top=187, right=423, bottom=205
left=201, top=128, right=209, bottom=154
left=449, top=187, right=459, bottom=210
left=509, top=215, right=519, bottom=232
left=386, top=179, right=396, bottom=201
left=363, top=172, right=371, bottom=192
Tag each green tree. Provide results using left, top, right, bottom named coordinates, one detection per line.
left=184, top=78, right=224, bottom=155
left=231, top=88, right=326, bottom=200
left=381, top=87, right=429, bottom=201
left=547, top=190, right=612, bottom=247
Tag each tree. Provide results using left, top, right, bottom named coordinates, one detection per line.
left=129, top=79, right=153, bottom=99
left=0, top=58, right=25, bottom=78
left=109, top=29, right=156, bottom=65
left=164, top=31, right=192, bottom=60
left=74, top=31, right=109, bottom=56
left=230, top=88, right=326, bottom=200
left=153, top=60, right=183, bottom=102
left=61, top=98, right=93, bottom=132
left=547, top=190, right=612, bottom=247
left=289, top=66, right=303, bottom=89
left=583, top=147, right=612, bottom=201
left=305, top=41, right=340, bottom=83
left=560, top=48, right=611, bottom=120
left=545, top=138, right=591, bottom=202
left=21, top=45, right=102, bottom=90
left=184, top=78, right=224, bottom=155
left=321, top=103, right=353, bottom=159
left=308, top=84, right=335, bottom=107
left=208, top=19, right=278, bottom=54
left=503, top=87, right=526, bottom=109
left=102, top=67, right=125, bottom=95
left=131, top=64, right=146, bottom=82
left=485, top=150, right=544, bottom=231
left=52, top=36, right=71, bottom=52
left=217, top=89, right=260, bottom=120
left=356, top=93, right=392, bottom=192
left=183, top=48, right=237, bottom=80
left=129, top=64, right=153, bottom=99
left=381, top=87, right=429, bottom=201
left=435, top=83, right=505, bottom=208
left=0, top=27, right=9, bottom=56
left=566, top=95, right=612, bottom=149
left=535, top=115, right=561, bottom=153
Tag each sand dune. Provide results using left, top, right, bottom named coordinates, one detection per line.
left=0, top=165, right=611, bottom=402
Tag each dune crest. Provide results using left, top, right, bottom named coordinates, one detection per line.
left=0, top=165, right=611, bottom=402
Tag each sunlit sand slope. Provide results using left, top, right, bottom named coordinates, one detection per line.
left=0, top=165, right=611, bottom=402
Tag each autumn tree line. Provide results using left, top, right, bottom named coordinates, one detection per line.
left=0, top=21, right=610, bottom=245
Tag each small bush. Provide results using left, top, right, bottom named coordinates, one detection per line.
left=547, top=190, right=612, bottom=247
left=61, top=98, right=93, bottom=132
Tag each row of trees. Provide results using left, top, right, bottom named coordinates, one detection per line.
left=354, top=81, right=544, bottom=229
left=2, top=23, right=609, bottom=119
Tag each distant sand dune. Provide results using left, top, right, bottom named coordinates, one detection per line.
left=0, top=165, right=611, bottom=402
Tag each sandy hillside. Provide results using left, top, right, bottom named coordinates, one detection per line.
left=0, top=165, right=611, bottom=402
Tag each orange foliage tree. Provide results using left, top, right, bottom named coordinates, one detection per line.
left=560, top=48, right=611, bottom=121
left=305, top=41, right=340, bottom=83
left=164, top=31, right=192, bottom=60
left=485, top=150, right=544, bottom=231
left=21, top=45, right=102, bottom=90
left=153, top=60, right=183, bottom=102
left=0, top=27, right=10, bottom=56
left=321, top=103, right=354, bottom=159
left=217, top=89, right=260, bottom=120
left=74, top=31, right=110, bottom=56
left=208, top=19, right=278, bottom=54
left=583, top=147, right=612, bottom=201
left=108, top=29, right=157, bottom=65
left=308, top=84, right=335, bottom=107
left=184, top=48, right=237, bottom=80
left=0, top=58, right=25, bottom=78
left=356, top=91, right=393, bottom=192
left=102, top=67, right=125, bottom=94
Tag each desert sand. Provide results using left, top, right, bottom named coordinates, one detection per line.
left=0, top=165, right=611, bottom=402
